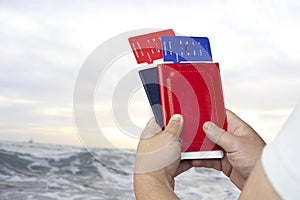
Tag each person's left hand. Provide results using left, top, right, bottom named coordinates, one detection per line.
left=134, top=114, right=192, bottom=199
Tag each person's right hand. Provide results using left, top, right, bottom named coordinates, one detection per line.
left=191, top=110, right=266, bottom=189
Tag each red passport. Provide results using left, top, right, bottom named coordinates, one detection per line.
left=158, top=63, right=227, bottom=154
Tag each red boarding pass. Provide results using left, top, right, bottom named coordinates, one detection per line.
left=128, top=29, right=175, bottom=64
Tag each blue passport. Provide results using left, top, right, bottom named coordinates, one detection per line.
left=161, top=36, right=213, bottom=62
left=138, top=67, right=163, bottom=128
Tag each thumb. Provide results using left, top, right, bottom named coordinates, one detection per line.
left=203, top=122, right=236, bottom=151
left=164, top=114, right=184, bottom=140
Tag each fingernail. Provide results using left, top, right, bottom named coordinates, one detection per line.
left=171, top=114, right=182, bottom=122
left=203, top=122, right=215, bottom=132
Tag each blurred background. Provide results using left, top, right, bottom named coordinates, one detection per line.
left=1, top=0, right=300, bottom=148
left=1, top=1, right=300, bottom=199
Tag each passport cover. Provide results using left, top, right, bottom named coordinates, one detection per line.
left=128, top=29, right=175, bottom=64
left=158, top=62, right=226, bottom=152
left=138, top=67, right=163, bottom=128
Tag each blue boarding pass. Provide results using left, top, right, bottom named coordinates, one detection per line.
left=161, top=36, right=213, bottom=62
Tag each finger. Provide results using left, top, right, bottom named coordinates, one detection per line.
left=164, top=114, right=184, bottom=140
left=226, top=109, right=244, bottom=126
left=226, top=109, right=244, bottom=135
left=174, top=160, right=192, bottom=177
left=191, top=159, right=222, bottom=171
left=140, top=117, right=162, bottom=139
left=203, top=122, right=237, bottom=151
left=226, top=109, right=255, bottom=136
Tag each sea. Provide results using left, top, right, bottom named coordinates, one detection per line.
left=0, top=140, right=240, bottom=200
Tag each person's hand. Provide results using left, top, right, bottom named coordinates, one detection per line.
left=134, top=114, right=192, bottom=200
left=191, top=110, right=266, bottom=189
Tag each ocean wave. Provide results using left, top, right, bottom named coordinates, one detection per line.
left=0, top=148, right=133, bottom=178
left=0, top=141, right=239, bottom=200
left=0, top=145, right=135, bottom=200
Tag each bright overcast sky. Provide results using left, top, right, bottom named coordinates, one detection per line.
left=0, top=0, right=299, bottom=149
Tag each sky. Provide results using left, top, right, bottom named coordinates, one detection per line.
left=0, top=0, right=300, bottom=149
